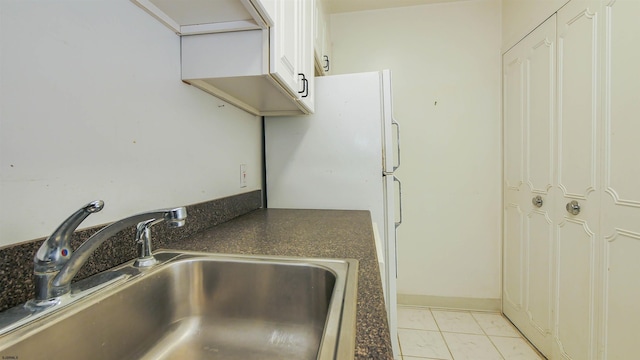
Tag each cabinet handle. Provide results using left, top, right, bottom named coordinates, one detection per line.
left=532, top=195, right=543, bottom=208
left=298, top=73, right=309, bottom=98
left=566, top=200, right=581, bottom=215
left=302, top=78, right=309, bottom=98
left=323, top=55, right=330, bottom=72
left=298, top=73, right=306, bottom=94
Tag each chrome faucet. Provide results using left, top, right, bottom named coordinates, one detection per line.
left=31, top=200, right=187, bottom=306
left=32, top=200, right=105, bottom=306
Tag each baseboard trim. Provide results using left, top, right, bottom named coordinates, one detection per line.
left=398, top=294, right=502, bottom=312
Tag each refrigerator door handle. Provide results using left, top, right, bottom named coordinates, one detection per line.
left=393, top=175, right=403, bottom=228
left=392, top=119, right=401, bottom=171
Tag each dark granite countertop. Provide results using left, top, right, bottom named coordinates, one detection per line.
left=162, top=208, right=393, bottom=359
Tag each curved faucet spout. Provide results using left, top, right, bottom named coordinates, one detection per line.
left=49, top=207, right=187, bottom=297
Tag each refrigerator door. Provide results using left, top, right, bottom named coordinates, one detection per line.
left=384, top=174, right=400, bottom=358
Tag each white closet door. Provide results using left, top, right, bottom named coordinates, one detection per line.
left=502, top=15, right=556, bottom=358
left=553, top=0, right=602, bottom=359
left=600, top=0, right=640, bottom=358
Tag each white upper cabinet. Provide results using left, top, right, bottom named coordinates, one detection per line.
left=298, top=0, right=315, bottom=112
left=132, top=0, right=318, bottom=116
left=131, top=0, right=273, bottom=35
left=254, top=0, right=315, bottom=113
left=313, top=0, right=332, bottom=75
left=269, top=0, right=300, bottom=98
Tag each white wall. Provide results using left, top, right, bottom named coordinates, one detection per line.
left=501, top=0, right=569, bottom=51
left=331, top=0, right=502, bottom=302
left=0, top=0, right=262, bottom=246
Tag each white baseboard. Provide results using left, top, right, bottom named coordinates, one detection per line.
left=397, top=294, right=502, bottom=312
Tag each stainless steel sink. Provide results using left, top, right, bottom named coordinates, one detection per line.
left=0, top=250, right=358, bottom=359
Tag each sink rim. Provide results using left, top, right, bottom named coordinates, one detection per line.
left=0, top=250, right=358, bottom=359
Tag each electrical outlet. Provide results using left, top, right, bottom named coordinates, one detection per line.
left=240, top=164, right=247, bottom=188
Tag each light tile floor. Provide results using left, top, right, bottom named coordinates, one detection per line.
left=397, top=306, right=546, bottom=360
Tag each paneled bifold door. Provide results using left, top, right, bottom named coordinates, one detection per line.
left=502, top=0, right=640, bottom=359
left=599, top=0, right=640, bottom=359
left=503, top=14, right=556, bottom=358
left=554, top=1, right=601, bottom=358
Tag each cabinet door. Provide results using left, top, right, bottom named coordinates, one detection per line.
left=600, top=0, right=640, bottom=358
left=313, top=0, right=331, bottom=75
left=270, top=0, right=300, bottom=96
left=320, top=9, right=331, bottom=75
left=553, top=0, right=602, bottom=359
left=297, top=0, right=315, bottom=112
left=502, top=15, right=556, bottom=358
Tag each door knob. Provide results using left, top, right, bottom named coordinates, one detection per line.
left=566, top=200, right=581, bottom=215
left=532, top=195, right=544, bottom=208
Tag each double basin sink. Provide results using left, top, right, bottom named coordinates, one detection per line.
left=0, top=250, right=358, bottom=359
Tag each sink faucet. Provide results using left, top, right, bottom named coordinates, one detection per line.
left=32, top=200, right=187, bottom=306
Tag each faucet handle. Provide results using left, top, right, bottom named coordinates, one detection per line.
left=35, top=200, right=105, bottom=268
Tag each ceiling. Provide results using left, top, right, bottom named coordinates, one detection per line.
left=325, top=0, right=464, bottom=14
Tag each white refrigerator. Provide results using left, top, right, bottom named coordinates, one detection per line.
left=265, top=70, right=402, bottom=358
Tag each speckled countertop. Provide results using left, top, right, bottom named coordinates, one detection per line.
left=162, top=208, right=393, bottom=359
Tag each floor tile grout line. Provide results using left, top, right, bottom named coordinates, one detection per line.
left=432, top=308, right=487, bottom=336
left=486, top=334, right=509, bottom=360
left=428, top=307, right=456, bottom=360
left=428, top=307, right=444, bottom=333
left=469, top=310, right=491, bottom=337
left=439, top=333, right=455, bottom=360
left=471, top=311, right=524, bottom=338
left=468, top=309, right=508, bottom=359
